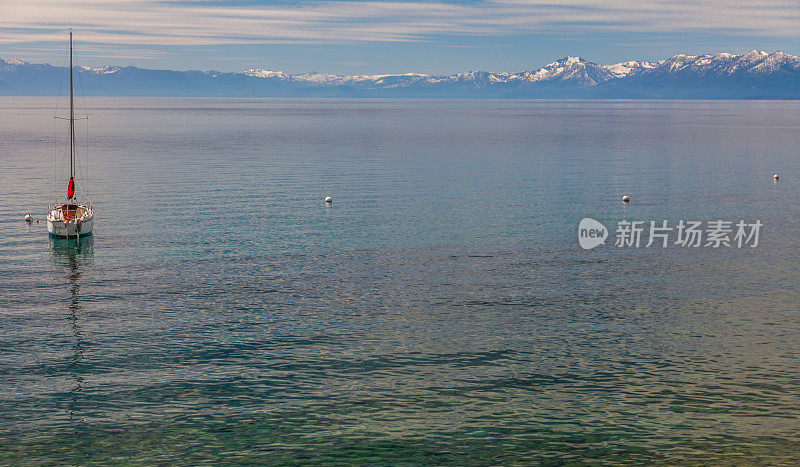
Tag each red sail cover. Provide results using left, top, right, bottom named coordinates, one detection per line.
left=67, top=177, right=75, bottom=199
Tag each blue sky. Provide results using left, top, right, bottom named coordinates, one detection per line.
left=2, top=0, right=799, bottom=74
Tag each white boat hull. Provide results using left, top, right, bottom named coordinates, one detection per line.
left=47, top=217, right=93, bottom=237
left=47, top=204, right=94, bottom=238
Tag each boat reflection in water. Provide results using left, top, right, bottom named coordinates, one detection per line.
left=50, top=236, right=94, bottom=422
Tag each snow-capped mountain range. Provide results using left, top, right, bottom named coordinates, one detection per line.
left=2, top=51, right=799, bottom=98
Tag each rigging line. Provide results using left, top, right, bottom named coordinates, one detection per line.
left=54, top=38, right=68, bottom=204
left=72, top=44, right=89, bottom=119
left=53, top=101, right=57, bottom=204
left=72, top=38, right=91, bottom=195
left=54, top=37, right=67, bottom=119
left=76, top=181, right=93, bottom=205
left=85, top=113, right=90, bottom=198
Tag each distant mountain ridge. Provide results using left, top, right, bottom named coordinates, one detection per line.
left=2, top=51, right=800, bottom=98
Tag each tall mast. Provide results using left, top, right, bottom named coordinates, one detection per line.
left=69, top=29, right=75, bottom=182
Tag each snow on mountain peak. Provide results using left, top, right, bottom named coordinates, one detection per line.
left=530, top=56, right=612, bottom=85
left=0, top=58, right=28, bottom=66
left=605, top=60, right=659, bottom=78
left=244, top=69, right=289, bottom=79
left=80, top=65, right=120, bottom=75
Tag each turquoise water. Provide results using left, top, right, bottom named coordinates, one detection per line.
left=2, top=98, right=800, bottom=463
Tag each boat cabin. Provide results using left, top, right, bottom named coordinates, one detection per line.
left=52, top=204, right=88, bottom=221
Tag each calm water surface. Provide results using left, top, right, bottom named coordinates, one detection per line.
left=1, top=98, right=799, bottom=463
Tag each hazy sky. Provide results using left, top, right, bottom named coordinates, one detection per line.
left=2, top=0, right=800, bottom=74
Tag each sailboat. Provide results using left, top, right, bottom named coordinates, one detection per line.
left=47, top=31, right=94, bottom=238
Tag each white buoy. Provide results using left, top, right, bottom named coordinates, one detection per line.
left=622, top=195, right=630, bottom=203
left=24, top=214, right=32, bottom=222
left=774, top=173, right=780, bottom=180
left=324, top=196, right=333, bottom=204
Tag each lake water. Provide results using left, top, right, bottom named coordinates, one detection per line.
left=1, top=98, right=799, bottom=463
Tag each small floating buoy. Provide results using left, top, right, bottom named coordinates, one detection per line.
left=36, top=219, right=39, bottom=224
left=774, top=173, right=780, bottom=180
left=324, top=196, right=333, bottom=204
left=24, top=214, right=32, bottom=222
left=622, top=195, right=630, bottom=203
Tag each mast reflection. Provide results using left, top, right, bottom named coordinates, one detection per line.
left=50, top=236, right=93, bottom=422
